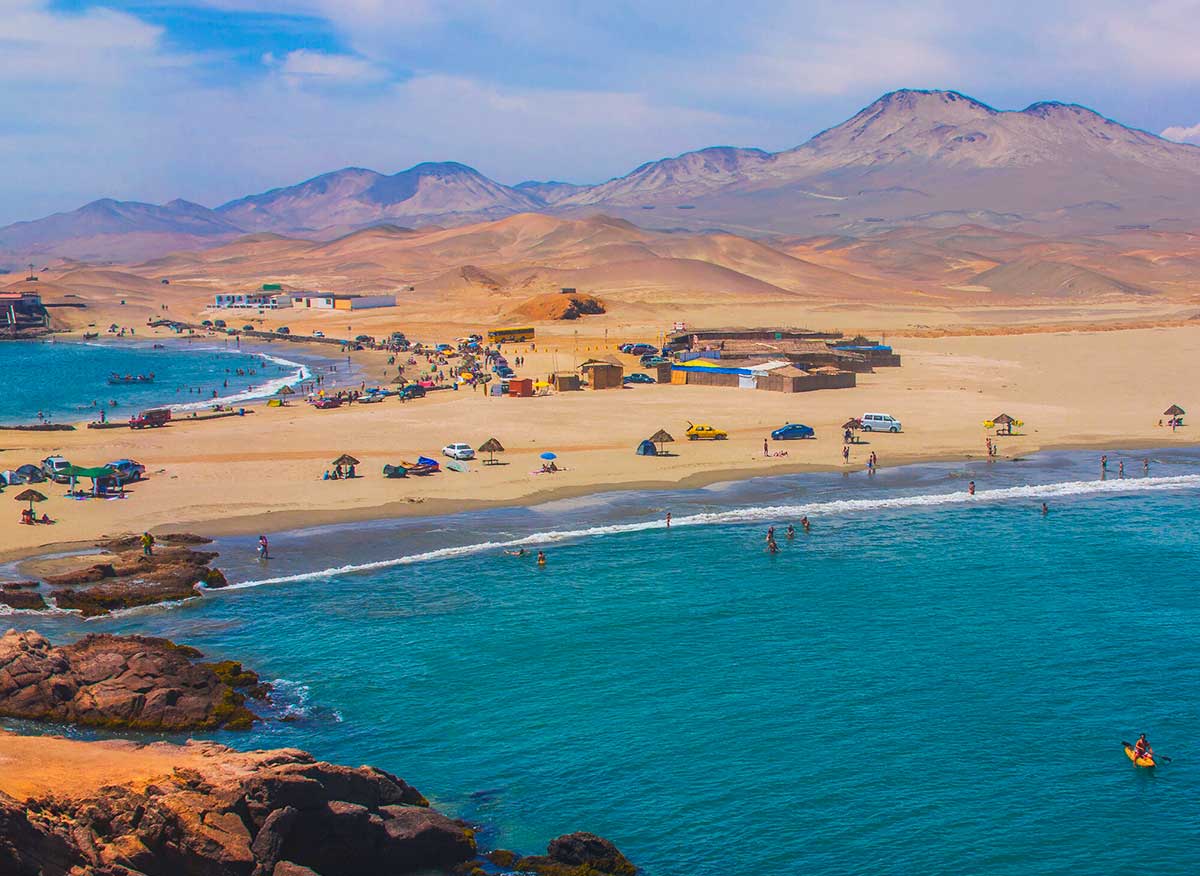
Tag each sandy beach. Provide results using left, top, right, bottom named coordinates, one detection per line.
left=3, top=319, right=1198, bottom=560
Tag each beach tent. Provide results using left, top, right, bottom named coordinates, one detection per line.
left=636, top=439, right=658, bottom=456
left=64, top=464, right=117, bottom=497
left=478, top=437, right=505, bottom=465
left=648, top=428, right=675, bottom=455
left=13, top=464, right=44, bottom=484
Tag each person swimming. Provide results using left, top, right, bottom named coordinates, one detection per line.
left=536, top=550, right=546, bottom=567
left=504, top=548, right=527, bottom=557
left=801, top=516, right=810, bottom=533
left=786, top=524, right=795, bottom=539
left=766, top=539, right=779, bottom=554
left=1041, top=502, right=1049, bottom=515
left=968, top=481, right=976, bottom=495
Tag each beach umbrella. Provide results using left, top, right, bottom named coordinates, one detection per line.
left=841, top=418, right=861, bottom=431
left=649, top=428, right=675, bottom=454
left=1164, top=404, right=1185, bottom=416
left=478, top=437, right=505, bottom=464
left=331, top=454, right=360, bottom=467
left=540, top=452, right=557, bottom=461
left=14, top=488, right=47, bottom=514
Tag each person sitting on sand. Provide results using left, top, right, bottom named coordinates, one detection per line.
left=20, top=508, right=34, bottom=525
left=322, top=470, right=331, bottom=480
left=39, top=513, right=53, bottom=524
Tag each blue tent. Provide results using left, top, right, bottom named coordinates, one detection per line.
left=636, top=439, right=657, bottom=456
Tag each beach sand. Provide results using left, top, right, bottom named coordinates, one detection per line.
left=2, top=321, right=1198, bottom=560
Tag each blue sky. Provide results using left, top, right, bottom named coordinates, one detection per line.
left=3, top=0, right=1200, bottom=224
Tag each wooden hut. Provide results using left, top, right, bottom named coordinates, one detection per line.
left=580, top=358, right=624, bottom=390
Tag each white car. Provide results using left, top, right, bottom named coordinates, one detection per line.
left=860, top=412, right=902, bottom=433
left=442, top=442, right=475, bottom=460
left=41, top=455, right=72, bottom=483
left=312, top=330, right=325, bottom=338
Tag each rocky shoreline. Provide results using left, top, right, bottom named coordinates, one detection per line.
left=3, top=533, right=228, bottom=616
left=0, top=735, right=634, bottom=876
left=0, top=630, right=266, bottom=730
left=0, top=632, right=637, bottom=874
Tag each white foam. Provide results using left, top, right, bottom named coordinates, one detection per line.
left=216, top=474, right=1200, bottom=591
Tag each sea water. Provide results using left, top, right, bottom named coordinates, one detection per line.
left=0, top=339, right=343, bottom=423
left=8, top=450, right=1200, bottom=875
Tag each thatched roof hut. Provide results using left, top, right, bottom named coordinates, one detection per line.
left=331, top=454, right=360, bottom=467
left=992, top=413, right=1015, bottom=425
left=1164, top=404, right=1186, bottom=416
left=478, top=437, right=505, bottom=464
left=648, top=428, right=674, bottom=454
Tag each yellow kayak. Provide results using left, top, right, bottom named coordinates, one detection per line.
left=1124, top=744, right=1155, bottom=768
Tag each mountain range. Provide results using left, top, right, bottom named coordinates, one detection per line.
left=4, top=89, right=1200, bottom=264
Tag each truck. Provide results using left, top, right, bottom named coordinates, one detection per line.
left=129, top=408, right=171, bottom=429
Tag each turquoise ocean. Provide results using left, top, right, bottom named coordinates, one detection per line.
left=4, top=449, right=1199, bottom=874
left=0, top=338, right=353, bottom=423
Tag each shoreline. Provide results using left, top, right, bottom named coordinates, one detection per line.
left=4, top=434, right=1192, bottom=566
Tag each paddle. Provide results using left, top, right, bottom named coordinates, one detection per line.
left=1122, top=741, right=1172, bottom=764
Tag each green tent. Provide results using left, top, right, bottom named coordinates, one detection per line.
left=64, top=465, right=116, bottom=479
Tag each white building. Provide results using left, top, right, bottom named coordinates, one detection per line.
left=213, top=292, right=293, bottom=309
left=292, top=293, right=396, bottom=311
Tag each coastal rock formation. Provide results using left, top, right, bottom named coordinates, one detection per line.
left=0, top=582, right=46, bottom=611
left=0, top=741, right=476, bottom=876
left=506, top=832, right=637, bottom=876
left=0, top=630, right=265, bottom=730
left=44, top=541, right=227, bottom=617
left=511, top=292, right=607, bottom=321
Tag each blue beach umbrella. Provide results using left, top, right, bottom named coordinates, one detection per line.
left=540, top=452, right=557, bottom=460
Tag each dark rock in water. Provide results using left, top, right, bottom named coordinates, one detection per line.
left=0, top=580, right=39, bottom=589
left=0, top=629, right=266, bottom=730
left=99, top=531, right=213, bottom=551
left=0, top=741, right=477, bottom=876
left=516, top=831, right=636, bottom=876
left=0, top=590, right=46, bottom=611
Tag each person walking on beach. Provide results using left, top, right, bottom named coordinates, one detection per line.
left=1101, top=454, right=1108, bottom=472
left=764, top=438, right=769, bottom=458
left=257, top=535, right=270, bottom=560
left=842, top=446, right=850, bottom=464
left=140, top=531, right=155, bottom=557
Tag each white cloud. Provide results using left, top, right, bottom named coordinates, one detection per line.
left=1161, top=122, right=1200, bottom=144
left=265, top=50, right=386, bottom=84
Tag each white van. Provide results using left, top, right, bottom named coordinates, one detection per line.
left=861, top=412, right=902, bottom=433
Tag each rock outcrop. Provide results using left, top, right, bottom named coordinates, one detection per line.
left=0, top=630, right=265, bottom=730
left=45, top=541, right=227, bottom=617
left=0, top=741, right=476, bottom=876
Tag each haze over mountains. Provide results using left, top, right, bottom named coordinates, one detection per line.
left=4, top=89, right=1200, bottom=266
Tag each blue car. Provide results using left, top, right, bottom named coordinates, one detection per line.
left=771, top=423, right=815, bottom=440
left=622, top=373, right=656, bottom=385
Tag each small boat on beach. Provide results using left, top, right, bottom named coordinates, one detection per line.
left=82, top=332, right=99, bottom=340
left=400, top=457, right=439, bottom=475
left=107, top=373, right=155, bottom=385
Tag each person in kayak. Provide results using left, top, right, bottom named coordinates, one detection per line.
left=1133, top=734, right=1153, bottom=760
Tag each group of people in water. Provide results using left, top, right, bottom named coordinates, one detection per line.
left=765, top=517, right=811, bottom=553
left=504, top=547, right=547, bottom=566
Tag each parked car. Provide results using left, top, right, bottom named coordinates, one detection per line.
left=312, top=397, right=341, bottom=409
left=442, top=442, right=475, bottom=460
left=41, top=455, right=72, bottom=483
left=355, top=334, right=373, bottom=343
left=771, top=423, right=815, bottom=440
left=106, top=459, right=146, bottom=483
left=399, top=385, right=427, bottom=400
left=213, top=319, right=227, bottom=328
left=312, top=330, right=325, bottom=338
left=685, top=422, right=728, bottom=440
left=623, top=373, right=656, bottom=385
left=628, top=343, right=659, bottom=356
left=640, top=354, right=668, bottom=368
left=276, top=326, right=290, bottom=334
left=129, top=408, right=171, bottom=429
left=242, top=324, right=255, bottom=331
left=494, top=365, right=515, bottom=378
left=860, top=412, right=902, bottom=433
left=200, top=319, right=213, bottom=327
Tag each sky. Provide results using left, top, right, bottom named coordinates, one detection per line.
left=2, top=0, right=1200, bottom=224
